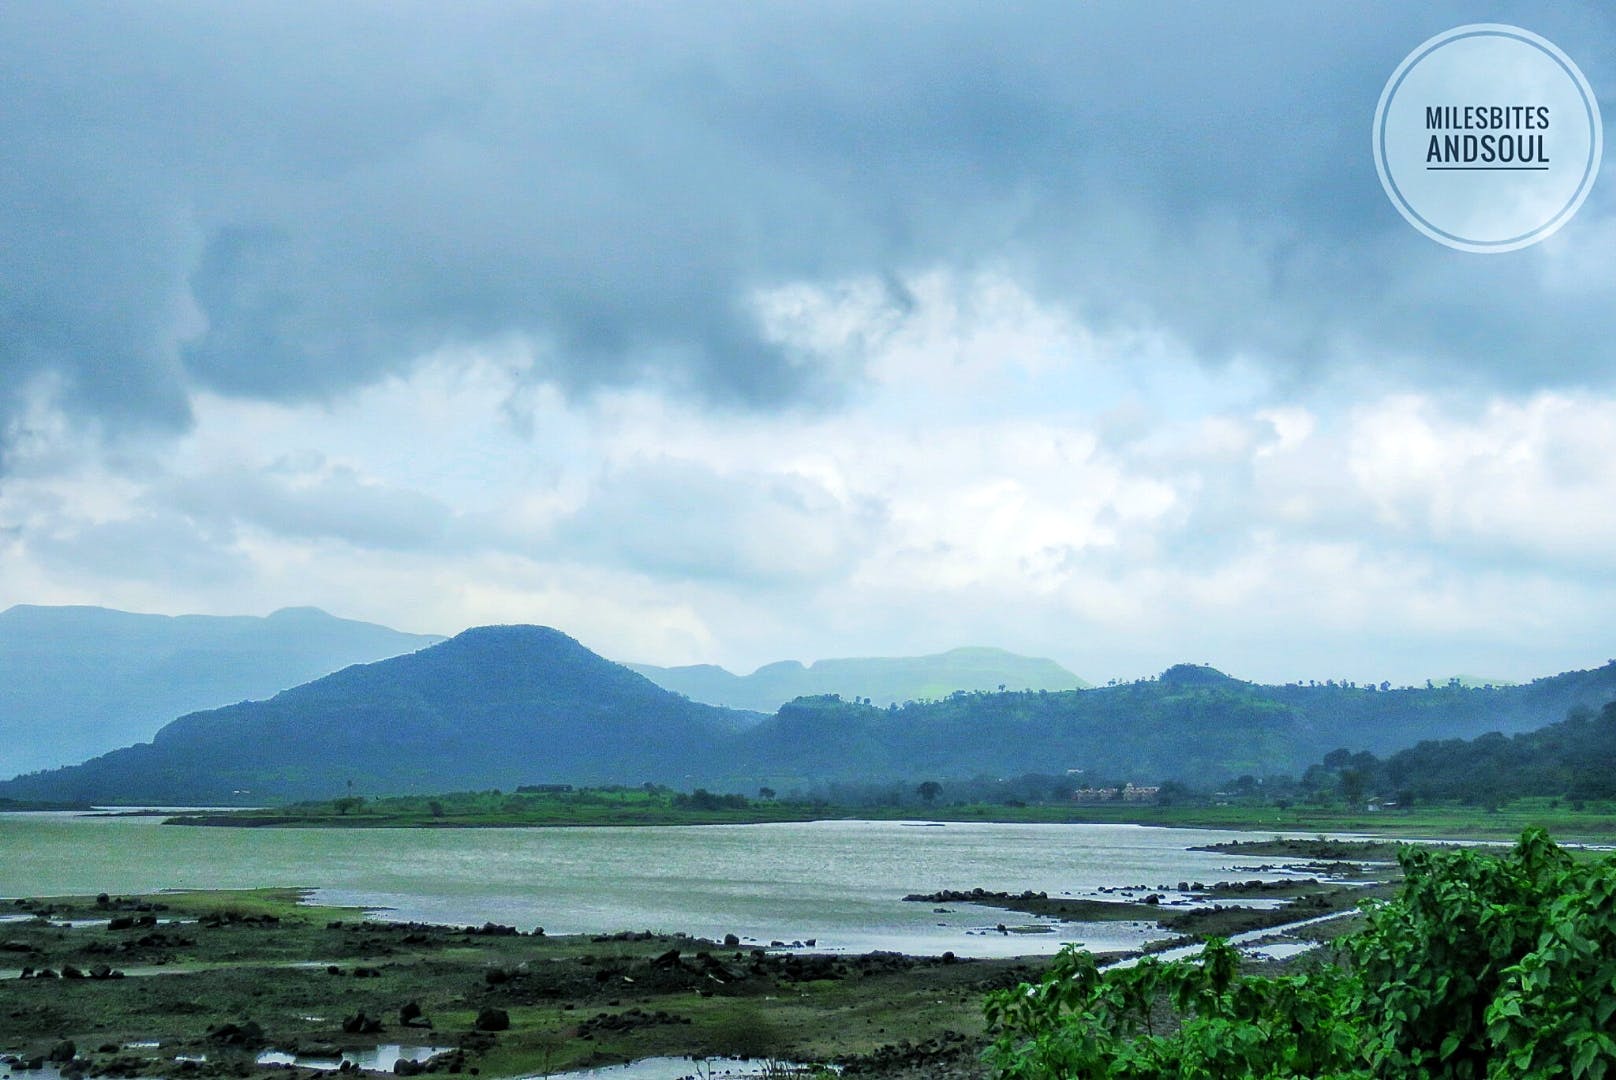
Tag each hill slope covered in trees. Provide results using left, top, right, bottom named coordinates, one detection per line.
left=2, top=635, right=1612, bottom=804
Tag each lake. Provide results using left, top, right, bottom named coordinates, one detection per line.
left=0, top=812, right=1307, bottom=957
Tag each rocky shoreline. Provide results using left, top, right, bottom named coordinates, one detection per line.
left=0, top=890, right=1039, bottom=1080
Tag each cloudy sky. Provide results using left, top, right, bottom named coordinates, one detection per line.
left=3, top=2, right=1616, bottom=684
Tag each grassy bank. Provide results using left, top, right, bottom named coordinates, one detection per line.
left=159, top=788, right=1616, bottom=844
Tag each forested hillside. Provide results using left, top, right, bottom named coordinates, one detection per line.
left=2, top=633, right=1612, bottom=804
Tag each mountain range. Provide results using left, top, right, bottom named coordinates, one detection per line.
left=3, top=625, right=1613, bottom=805
left=0, top=604, right=1090, bottom=773
left=0, top=605, right=442, bottom=775
left=627, top=646, right=1089, bottom=713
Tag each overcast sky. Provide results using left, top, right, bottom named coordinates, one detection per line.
left=3, top=2, right=1616, bottom=684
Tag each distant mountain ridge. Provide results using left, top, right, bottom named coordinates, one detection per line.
left=628, top=646, right=1089, bottom=713
left=0, top=604, right=442, bottom=774
left=2, top=625, right=1613, bottom=805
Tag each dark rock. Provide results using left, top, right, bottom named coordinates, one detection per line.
left=207, top=1020, right=265, bottom=1046
left=474, top=1007, right=510, bottom=1032
left=400, top=1000, right=423, bottom=1025
left=48, top=1040, right=76, bottom=1063
left=342, top=1011, right=383, bottom=1034
left=420, top=1049, right=466, bottom=1073
left=61, top=964, right=85, bottom=979
left=0, top=939, right=33, bottom=952
left=467, top=922, right=518, bottom=937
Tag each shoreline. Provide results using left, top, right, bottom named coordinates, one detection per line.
left=146, top=803, right=1616, bottom=844
left=0, top=888, right=1051, bottom=1080
left=0, top=837, right=1401, bottom=1080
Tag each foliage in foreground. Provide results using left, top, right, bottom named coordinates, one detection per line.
left=986, top=829, right=1616, bottom=1079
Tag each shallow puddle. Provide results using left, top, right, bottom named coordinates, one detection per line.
left=256, top=1044, right=452, bottom=1070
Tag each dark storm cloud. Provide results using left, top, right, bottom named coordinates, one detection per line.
left=3, top=1, right=1614, bottom=465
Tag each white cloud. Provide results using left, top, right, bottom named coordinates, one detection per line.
left=4, top=268, right=1616, bottom=685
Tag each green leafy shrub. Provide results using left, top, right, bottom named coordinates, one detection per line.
left=985, top=829, right=1616, bottom=1079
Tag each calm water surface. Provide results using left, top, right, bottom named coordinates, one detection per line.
left=0, top=812, right=1303, bottom=956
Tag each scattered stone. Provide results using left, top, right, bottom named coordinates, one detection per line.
left=465, top=922, right=518, bottom=936
left=207, top=1020, right=265, bottom=1046
left=342, top=1011, right=384, bottom=1034
left=474, top=1006, right=510, bottom=1032
left=578, top=1007, right=691, bottom=1036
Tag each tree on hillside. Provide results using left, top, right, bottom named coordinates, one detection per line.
left=916, top=780, right=942, bottom=804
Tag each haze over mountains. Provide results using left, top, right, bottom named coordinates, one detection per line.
left=1, top=604, right=1090, bottom=774
left=0, top=605, right=442, bottom=775
left=3, top=624, right=1613, bottom=806
left=627, top=647, right=1089, bottom=713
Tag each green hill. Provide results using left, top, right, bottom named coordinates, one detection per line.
left=3, top=628, right=1613, bottom=804
left=1301, top=699, right=1616, bottom=805
left=0, top=625, right=749, bottom=804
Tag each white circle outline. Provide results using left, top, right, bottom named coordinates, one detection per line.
left=1372, top=23, right=1603, bottom=253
